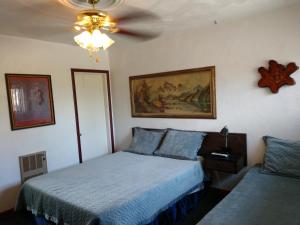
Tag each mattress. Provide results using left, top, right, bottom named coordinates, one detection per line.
left=197, top=166, right=300, bottom=225
left=16, top=151, right=204, bottom=225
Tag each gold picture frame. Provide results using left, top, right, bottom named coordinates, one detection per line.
left=129, top=66, right=216, bottom=119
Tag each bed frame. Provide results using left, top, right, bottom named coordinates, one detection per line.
left=132, top=127, right=247, bottom=166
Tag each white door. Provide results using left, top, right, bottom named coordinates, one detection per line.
left=74, top=72, right=112, bottom=162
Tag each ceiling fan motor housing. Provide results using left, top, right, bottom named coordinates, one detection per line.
left=75, top=10, right=118, bottom=33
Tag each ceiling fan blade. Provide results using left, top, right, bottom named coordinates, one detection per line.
left=114, top=28, right=160, bottom=41
left=113, top=10, right=160, bottom=24
left=108, top=5, right=162, bottom=41
left=107, top=4, right=161, bottom=24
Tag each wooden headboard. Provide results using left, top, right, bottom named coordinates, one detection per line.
left=132, top=128, right=247, bottom=166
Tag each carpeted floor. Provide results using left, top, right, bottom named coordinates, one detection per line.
left=0, top=188, right=225, bottom=225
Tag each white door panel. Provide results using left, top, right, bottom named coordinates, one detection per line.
left=75, top=72, right=111, bottom=161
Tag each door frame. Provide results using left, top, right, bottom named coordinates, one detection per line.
left=71, top=68, right=115, bottom=163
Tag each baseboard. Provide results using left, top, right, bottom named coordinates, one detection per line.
left=0, top=208, right=14, bottom=218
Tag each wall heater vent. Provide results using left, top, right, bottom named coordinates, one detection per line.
left=19, top=151, right=48, bottom=183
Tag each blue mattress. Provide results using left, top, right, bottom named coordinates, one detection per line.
left=197, top=166, right=300, bottom=225
left=16, top=152, right=204, bottom=225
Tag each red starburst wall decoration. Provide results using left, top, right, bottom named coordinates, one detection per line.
left=258, top=60, right=299, bottom=93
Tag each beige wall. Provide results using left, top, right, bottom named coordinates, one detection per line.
left=109, top=4, right=300, bottom=165
left=0, top=35, right=110, bottom=212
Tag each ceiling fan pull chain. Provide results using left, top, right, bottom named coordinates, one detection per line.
left=96, top=55, right=100, bottom=63
left=87, top=51, right=100, bottom=63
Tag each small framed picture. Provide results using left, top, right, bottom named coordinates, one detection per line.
left=5, top=74, right=56, bottom=130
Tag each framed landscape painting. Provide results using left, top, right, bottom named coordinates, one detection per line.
left=5, top=74, right=56, bottom=130
left=129, top=66, right=216, bottom=119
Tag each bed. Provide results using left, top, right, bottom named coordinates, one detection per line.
left=16, top=151, right=204, bottom=225
left=198, top=135, right=300, bottom=225
left=15, top=127, right=247, bottom=225
left=197, top=166, right=300, bottom=225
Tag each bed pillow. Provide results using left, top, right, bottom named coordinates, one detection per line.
left=125, top=127, right=166, bottom=155
left=154, top=129, right=206, bottom=160
left=261, top=136, right=300, bottom=178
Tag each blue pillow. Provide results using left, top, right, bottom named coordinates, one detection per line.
left=261, top=136, right=300, bottom=178
left=126, top=127, right=166, bottom=155
left=154, top=129, right=206, bottom=160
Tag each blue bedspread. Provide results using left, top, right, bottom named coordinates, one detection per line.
left=16, top=152, right=204, bottom=225
left=197, top=166, right=300, bottom=225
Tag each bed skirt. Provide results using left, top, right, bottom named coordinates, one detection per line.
left=30, top=189, right=203, bottom=225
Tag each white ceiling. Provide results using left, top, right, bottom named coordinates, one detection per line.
left=0, top=0, right=299, bottom=45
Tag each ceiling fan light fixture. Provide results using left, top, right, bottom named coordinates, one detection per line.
left=73, top=6, right=117, bottom=58
left=74, top=29, right=114, bottom=53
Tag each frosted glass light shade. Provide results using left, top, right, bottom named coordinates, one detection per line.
left=74, top=29, right=114, bottom=52
left=99, top=33, right=115, bottom=50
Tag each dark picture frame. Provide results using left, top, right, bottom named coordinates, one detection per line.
left=129, top=66, right=216, bottom=119
left=5, top=74, right=56, bottom=130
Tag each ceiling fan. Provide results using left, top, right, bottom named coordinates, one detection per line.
left=65, top=0, right=161, bottom=60
left=18, top=0, right=161, bottom=61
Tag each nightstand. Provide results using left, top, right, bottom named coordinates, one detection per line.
left=203, top=153, right=244, bottom=174
left=199, top=132, right=247, bottom=192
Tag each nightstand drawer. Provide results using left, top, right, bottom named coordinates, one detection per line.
left=205, top=159, right=236, bottom=173
left=204, top=154, right=244, bottom=174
